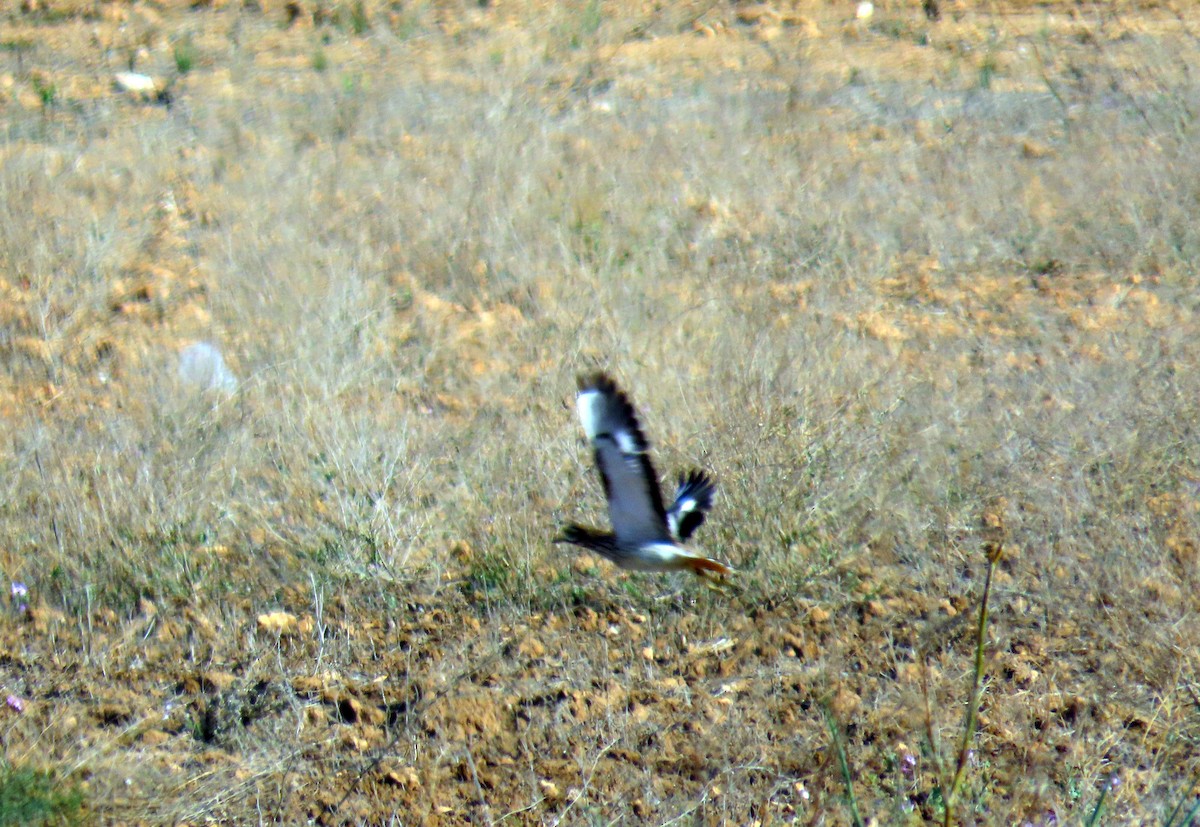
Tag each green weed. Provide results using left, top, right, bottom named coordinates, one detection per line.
left=172, top=36, right=198, bottom=74
left=0, top=762, right=84, bottom=827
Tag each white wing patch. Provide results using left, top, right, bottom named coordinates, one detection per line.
left=667, top=496, right=696, bottom=537
left=613, top=429, right=640, bottom=454
left=576, top=389, right=603, bottom=440
left=576, top=386, right=644, bottom=454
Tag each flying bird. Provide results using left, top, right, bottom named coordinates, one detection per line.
left=555, top=373, right=732, bottom=577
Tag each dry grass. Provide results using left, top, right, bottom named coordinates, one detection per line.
left=1, top=0, right=1199, bottom=823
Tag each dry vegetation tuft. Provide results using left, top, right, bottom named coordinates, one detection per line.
left=1, top=0, right=1199, bottom=823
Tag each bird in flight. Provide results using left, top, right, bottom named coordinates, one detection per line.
left=555, top=373, right=733, bottom=577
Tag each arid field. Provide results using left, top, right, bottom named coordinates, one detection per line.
left=1, top=0, right=1199, bottom=823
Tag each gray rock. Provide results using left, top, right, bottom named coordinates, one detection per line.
left=178, top=342, right=237, bottom=393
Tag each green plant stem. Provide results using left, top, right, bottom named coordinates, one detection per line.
left=822, top=702, right=865, bottom=827
left=1084, top=776, right=1112, bottom=827
left=942, top=556, right=996, bottom=827
left=1163, top=774, right=1200, bottom=827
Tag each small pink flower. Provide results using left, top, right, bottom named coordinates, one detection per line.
left=6, top=695, right=25, bottom=713
left=10, top=583, right=28, bottom=614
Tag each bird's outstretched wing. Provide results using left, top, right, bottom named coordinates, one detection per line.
left=575, top=374, right=671, bottom=546
left=667, top=470, right=716, bottom=542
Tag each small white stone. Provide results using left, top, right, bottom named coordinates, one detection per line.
left=179, top=342, right=238, bottom=393
left=113, top=71, right=159, bottom=96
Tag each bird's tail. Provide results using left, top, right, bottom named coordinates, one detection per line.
left=680, top=554, right=734, bottom=577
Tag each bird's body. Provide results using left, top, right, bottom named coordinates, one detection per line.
left=556, top=373, right=732, bottom=577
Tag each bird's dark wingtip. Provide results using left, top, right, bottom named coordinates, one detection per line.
left=577, top=371, right=618, bottom=395
left=678, top=469, right=716, bottom=497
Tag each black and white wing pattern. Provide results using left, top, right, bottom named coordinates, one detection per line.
left=556, top=372, right=733, bottom=577
left=575, top=374, right=671, bottom=547
left=667, top=470, right=716, bottom=543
